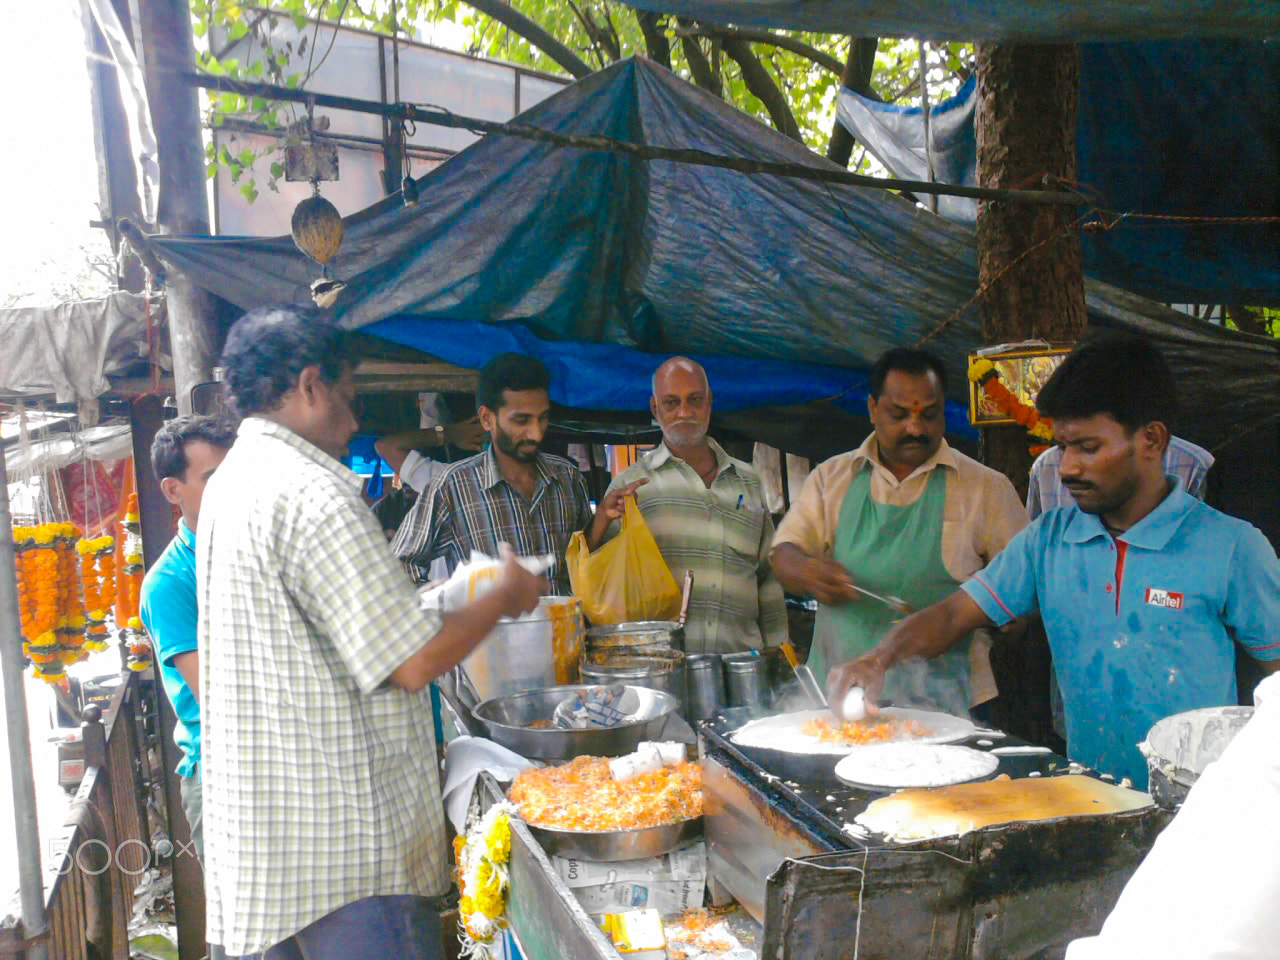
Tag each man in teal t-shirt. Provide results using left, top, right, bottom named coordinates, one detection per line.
left=139, top=415, right=235, bottom=862
left=825, top=335, right=1280, bottom=788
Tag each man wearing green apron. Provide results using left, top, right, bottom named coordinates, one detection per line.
left=772, top=348, right=1028, bottom=718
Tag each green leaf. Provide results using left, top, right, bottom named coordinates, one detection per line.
left=240, top=182, right=259, bottom=204
left=206, top=161, right=220, bottom=178
left=238, top=148, right=255, bottom=166
left=270, top=161, right=285, bottom=178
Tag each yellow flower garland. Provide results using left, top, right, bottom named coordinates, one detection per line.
left=455, top=802, right=515, bottom=958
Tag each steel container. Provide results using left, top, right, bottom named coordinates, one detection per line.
left=723, top=652, right=769, bottom=710
left=1140, top=704, right=1255, bottom=810
left=685, top=653, right=725, bottom=722
left=462, top=595, right=584, bottom=702
left=585, top=620, right=685, bottom=654
left=471, top=684, right=678, bottom=760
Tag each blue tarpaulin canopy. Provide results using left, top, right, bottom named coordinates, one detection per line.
left=837, top=41, right=1280, bottom=306
left=610, top=0, right=1280, bottom=41
left=150, top=58, right=1277, bottom=465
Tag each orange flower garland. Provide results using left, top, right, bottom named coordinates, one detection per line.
left=119, top=494, right=152, bottom=673
left=968, top=358, right=1055, bottom=446
left=12, top=523, right=84, bottom=683
left=76, top=535, right=116, bottom=654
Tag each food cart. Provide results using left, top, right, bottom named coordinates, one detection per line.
left=435, top=657, right=1174, bottom=960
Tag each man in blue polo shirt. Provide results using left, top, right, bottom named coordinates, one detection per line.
left=140, top=415, right=235, bottom=862
left=827, top=334, right=1280, bottom=787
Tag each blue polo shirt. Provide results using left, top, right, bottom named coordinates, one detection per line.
left=962, top=483, right=1280, bottom=788
left=139, top=519, right=201, bottom=779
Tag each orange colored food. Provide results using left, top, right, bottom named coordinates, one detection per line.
left=509, top=755, right=702, bottom=831
left=801, top=715, right=931, bottom=745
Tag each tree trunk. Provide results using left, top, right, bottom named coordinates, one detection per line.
left=134, top=0, right=221, bottom=415
left=975, top=43, right=1087, bottom=497
left=826, top=37, right=878, bottom=166
left=635, top=11, right=671, bottom=70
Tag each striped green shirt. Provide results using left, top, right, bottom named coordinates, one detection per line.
left=605, top=439, right=788, bottom=654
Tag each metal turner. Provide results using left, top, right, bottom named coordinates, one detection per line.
left=848, top=582, right=913, bottom=616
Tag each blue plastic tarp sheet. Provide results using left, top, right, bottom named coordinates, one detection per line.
left=837, top=41, right=1280, bottom=305
left=363, top=316, right=977, bottom=437
left=610, top=0, right=1280, bottom=41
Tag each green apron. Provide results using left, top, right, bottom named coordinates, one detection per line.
left=809, top=463, right=972, bottom=717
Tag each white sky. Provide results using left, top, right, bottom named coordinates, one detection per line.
left=0, top=1, right=111, bottom=309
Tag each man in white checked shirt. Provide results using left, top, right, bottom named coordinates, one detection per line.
left=197, top=305, right=545, bottom=960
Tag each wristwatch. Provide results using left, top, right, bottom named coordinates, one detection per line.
left=433, top=424, right=446, bottom=445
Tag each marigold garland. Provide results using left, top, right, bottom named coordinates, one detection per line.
left=12, top=522, right=88, bottom=682
left=119, top=494, right=152, bottom=673
left=76, top=535, right=116, bottom=653
left=968, top=357, right=1056, bottom=444
left=454, top=802, right=515, bottom=959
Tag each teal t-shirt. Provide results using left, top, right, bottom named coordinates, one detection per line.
left=963, top=484, right=1280, bottom=788
left=139, top=519, right=201, bottom=778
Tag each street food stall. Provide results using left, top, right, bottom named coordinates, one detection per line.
left=432, top=613, right=1181, bottom=960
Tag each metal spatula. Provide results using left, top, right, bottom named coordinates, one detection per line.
left=780, top=641, right=827, bottom=709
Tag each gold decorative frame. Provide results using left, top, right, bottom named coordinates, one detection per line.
left=968, top=347, right=1071, bottom=426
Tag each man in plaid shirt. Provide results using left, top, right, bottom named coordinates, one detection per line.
left=392, top=353, right=593, bottom=594
left=197, top=305, right=544, bottom=959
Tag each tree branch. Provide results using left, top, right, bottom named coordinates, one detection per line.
left=677, top=24, right=843, bottom=76
left=635, top=11, right=672, bottom=70
left=677, top=20, right=722, bottom=97
left=458, top=0, right=594, bottom=78
left=827, top=37, right=878, bottom=166
left=563, top=0, right=608, bottom=68
left=719, top=35, right=802, bottom=142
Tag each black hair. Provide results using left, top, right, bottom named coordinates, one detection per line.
left=868, top=348, right=948, bottom=399
left=220, top=304, right=359, bottom=417
left=151, top=415, right=237, bottom=483
left=1035, top=332, right=1176, bottom=432
left=476, top=353, right=551, bottom=412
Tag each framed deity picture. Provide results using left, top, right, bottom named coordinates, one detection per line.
left=968, top=348, right=1071, bottom=427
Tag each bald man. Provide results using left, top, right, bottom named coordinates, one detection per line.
left=585, top=358, right=788, bottom=654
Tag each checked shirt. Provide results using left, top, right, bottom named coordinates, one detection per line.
left=196, top=418, right=450, bottom=956
left=391, top=445, right=592, bottom=594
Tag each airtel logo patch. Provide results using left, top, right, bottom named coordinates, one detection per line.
left=1145, top=588, right=1184, bottom=610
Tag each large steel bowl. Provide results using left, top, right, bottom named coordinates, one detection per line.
left=471, top=684, right=679, bottom=760
left=523, top=817, right=703, bottom=861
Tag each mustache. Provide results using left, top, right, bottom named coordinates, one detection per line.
left=899, top=436, right=930, bottom=445
left=1064, top=481, right=1095, bottom=492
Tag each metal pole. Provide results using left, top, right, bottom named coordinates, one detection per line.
left=0, top=455, right=50, bottom=959
left=918, top=40, right=937, bottom=214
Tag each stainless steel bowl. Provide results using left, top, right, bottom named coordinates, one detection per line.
left=471, top=684, right=679, bottom=760
left=523, top=817, right=703, bottom=861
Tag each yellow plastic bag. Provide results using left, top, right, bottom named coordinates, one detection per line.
left=566, top=498, right=681, bottom=625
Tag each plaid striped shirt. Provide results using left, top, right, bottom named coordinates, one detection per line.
left=196, top=418, right=449, bottom=955
left=1026, top=435, right=1214, bottom=519
left=391, top=445, right=592, bottom=594
left=604, top=440, right=789, bottom=654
